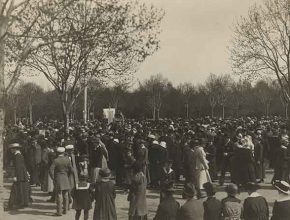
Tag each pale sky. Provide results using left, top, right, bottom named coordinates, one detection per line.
left=22, top=0, right=262, bottom=90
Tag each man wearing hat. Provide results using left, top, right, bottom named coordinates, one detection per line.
left=49, top=147, right=73, bottom=216
left=65, top=144, right=79, bottom=206
left=153, top=181, right=180, bottom=220
left=8, top=143, right=30, bottom=210
left=203, top=182, right=222, bottom=220
left=177, top=182, right=204, bottom=219
left=272, top=180, right=290, bottom=219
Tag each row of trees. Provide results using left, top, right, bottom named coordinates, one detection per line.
left=6, top=73, right=288, bottom=123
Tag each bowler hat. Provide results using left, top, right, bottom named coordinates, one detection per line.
left=203, top=182, right=216, bottom=196
left=99, top=168, right=111, bottom=179
left=225, top=183, right=238, bottom=196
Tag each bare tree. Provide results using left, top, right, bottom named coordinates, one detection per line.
left=177, top=82, right=195, bottom=119
left=230, top=0, right=290, bottom=105
left=25, top=0, right=164, bottom=131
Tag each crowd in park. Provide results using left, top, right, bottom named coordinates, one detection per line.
left=4, top=115, right=290, bottom=220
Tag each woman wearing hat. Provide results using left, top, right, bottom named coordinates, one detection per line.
left=243, top=182, right=269, bottom=220
left=8, top=143, right=31, bottom=210
left=128, top=162, right=148, bottom=220
left=154, top=181, right=180, bottom=220
left=93, top=168, right=117, bottom=220
left=271, top=180, right=290, bottom=220
left=221, top=183, right=243, bottom=220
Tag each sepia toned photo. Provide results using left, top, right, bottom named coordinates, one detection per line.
left=0, top=0, right=290, bottom=219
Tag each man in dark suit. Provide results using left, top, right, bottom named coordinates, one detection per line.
left=203, top=182, right=222, bottom=220
left=49, top=147, right=73, bottom=216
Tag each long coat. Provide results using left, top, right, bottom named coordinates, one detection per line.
left=153, top=196, right=180, bottom=220
left=49, top=155, right=73, bottom=191
left=128, top=172, right=148, bottom=217
left=254, top=140, right=265, bottom=180
left=176, top=198, right=204, bottom=220
left=8, top=152, right=30, bottom=209
left=93, top=180, right=117, bottom=220
left=194, top=146, right=211, bottom=189
left=67, top=153, right=79, bottom=188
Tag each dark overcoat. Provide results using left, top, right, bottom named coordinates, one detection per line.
left=153, top=196, right=180, bottom=220
left=49, top=155, right=73, bottom=191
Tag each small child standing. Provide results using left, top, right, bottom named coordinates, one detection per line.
left=72, top=174, right=93, bottom=220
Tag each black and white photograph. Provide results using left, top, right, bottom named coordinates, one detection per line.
left=1, top=0, right=290, bottom=219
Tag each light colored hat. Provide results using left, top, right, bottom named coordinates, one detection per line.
left=57, top=147, right=65, bottom=153
left=148, top=134, right=156, bottom=139
left=152, top=140, right=159, bottom=145
left=160, top=141, right=167, bottom=148
left=113, top=139, right=119, bottom=143
left=65, top=145, right=74, bottom=150
left=9, top=143, right=21, bottom=149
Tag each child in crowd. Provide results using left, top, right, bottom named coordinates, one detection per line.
left=71, top=174, right=93, bottom=220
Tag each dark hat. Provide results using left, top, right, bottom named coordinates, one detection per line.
left=99, top=168, right=111, bottom=179
left=161, top=181, right=175, bottom=193
left=273, top=180, right=290, bottom=194
left=80, top=154, right=89, bottom=160
left=225, top=183, right=238, bottom=196
left=245, top=182, right=260, bottom=191
left=203, top=182, right=216, bottom=196
left=183, top=183, right=196, bottom=198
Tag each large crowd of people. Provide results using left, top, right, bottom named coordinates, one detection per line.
left=4, top=116, right=290, bottom=219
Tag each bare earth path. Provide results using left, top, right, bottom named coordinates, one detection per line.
left=3, top=171, right=278, bottom=220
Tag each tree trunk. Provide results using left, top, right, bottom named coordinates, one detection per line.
left=222, top=105, right=225, bottom=119
left=211, top=106, right=214, bottom=118
left=157, top=108, right=160, bottom=120
left=14, top=108, right=17, bottom=125
left=186, top=103, right=189, bottom=119
left=286, top=104, right=289, bottom=120
left=29, top=102, right=33, bottom=125
left=0, top=11, right=8, bottom=217
left=152, top=106, right=156, bottom=120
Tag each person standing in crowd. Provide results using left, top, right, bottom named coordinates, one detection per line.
left=177, top=182, right=204, bottom=220
left=128, top=162, right=148, bottom=220
left=219, top=134, right=234, bottom=186
left=123, top=141, right=136, bottom=192
left=205, top=139, right=218, bottom=181
left=8, top=143, right=31, bottom=210
left=272, top=138, right=290, bottom=183
left=243, top=182, right=269, bottom=220
left=89, top=136, right=108, bottom=182
left=194, top=138, right=211, bottom=198
left=72, top=175, right=93, bottom=220
left=77, top=154, right=89, bottom=179
left=65, top=144, right=79, bottom=207
left=49, top=147, right=73, bottom=216
left=153, top=181, right=180, bottom=220
left=253, top=132, right=265, bottom=183
left=93, top=168, right=117, bottom=220
left=271, top=180, right=290, bottom=220
left=221, top=183, right=243, bottom=220
left=203, top=182, right=222, bottom=220
left=183, top=139, right=196, bottom=185
left=158, top=159, right=175, bottom=201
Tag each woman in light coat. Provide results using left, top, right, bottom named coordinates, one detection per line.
left=194, top=138, right=211, bottom=198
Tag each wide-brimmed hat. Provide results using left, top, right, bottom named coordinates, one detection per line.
left=245, top=182, right=261, bottom=191
left=99, top=168, right=111, bottom=179
left=273, top=180, right=290, bottom=194
left=113, top=138, right=119, bottom=143
left=65, top=144, right=74, bottom=150
left=161, top=181, right=175, bottom=193
left=183, top=183, right=196, bottom=198
left=9, top=143, right=22, bottom=149
left=148, top=134, right=156, bottom=139
left=57, top=147, right=65, bottom=153
left=225, top=183, right=238, bottom=196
